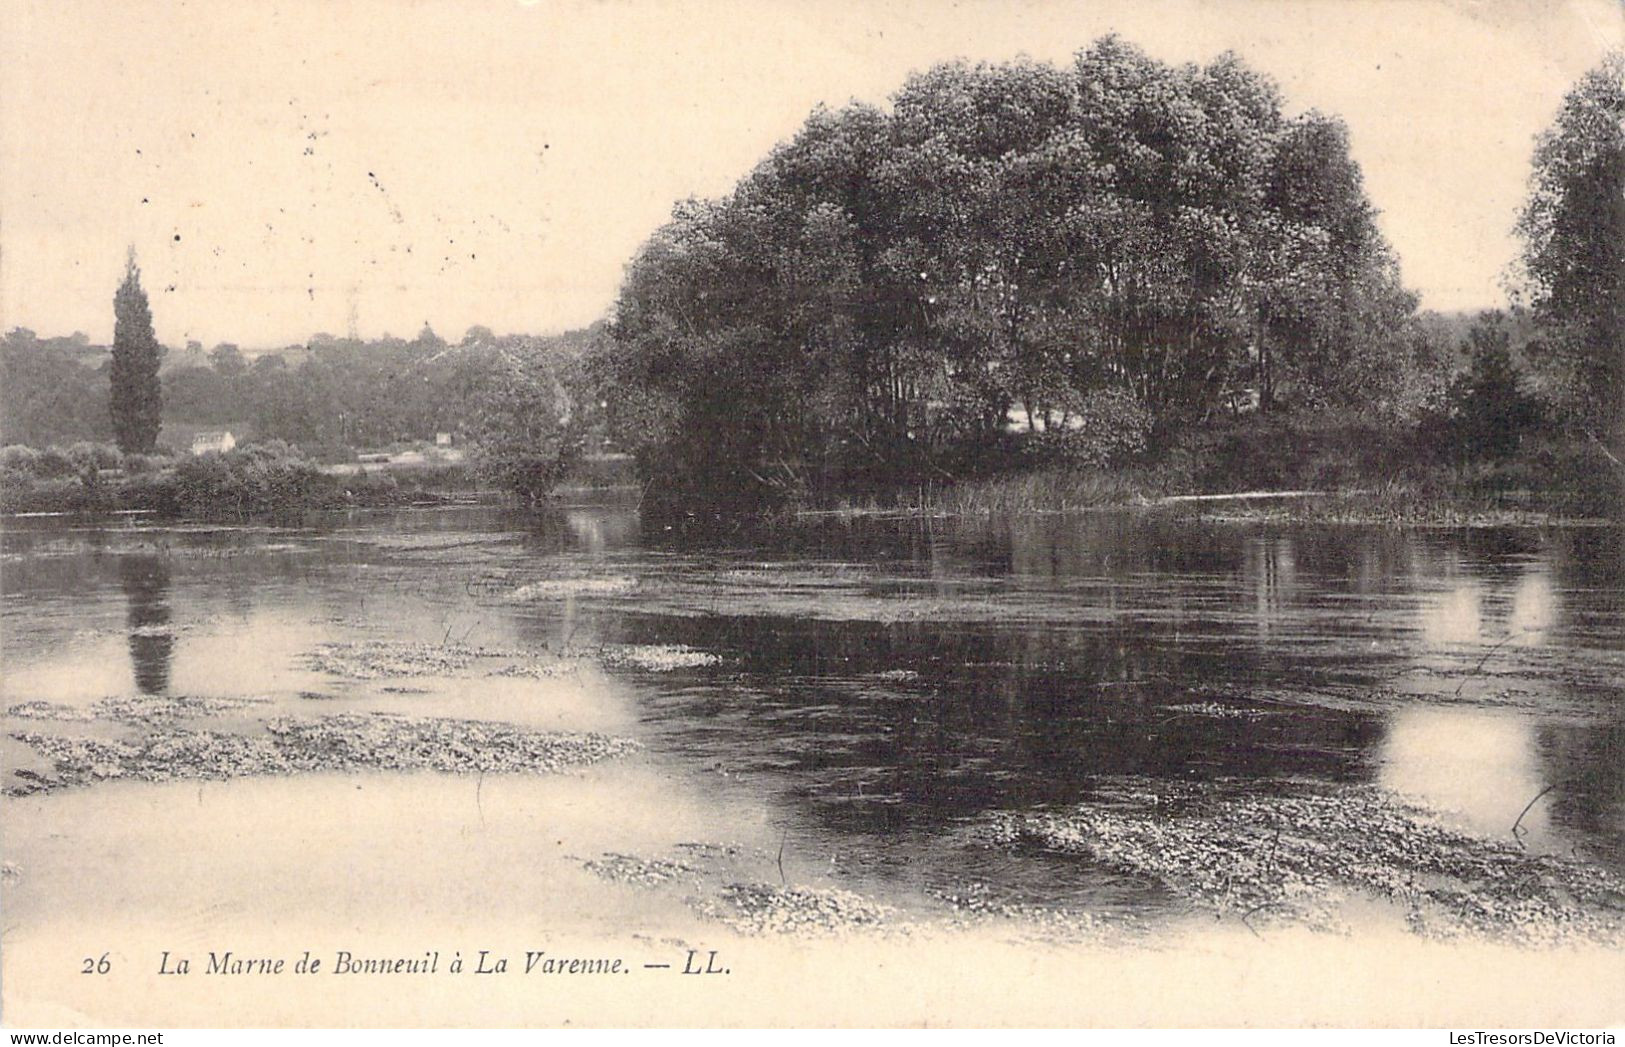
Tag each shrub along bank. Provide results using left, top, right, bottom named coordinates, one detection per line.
left=0, top=441, right=477, bottom=519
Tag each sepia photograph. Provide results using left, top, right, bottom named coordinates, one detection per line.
left=1, top=0, right=1622, bottom=1031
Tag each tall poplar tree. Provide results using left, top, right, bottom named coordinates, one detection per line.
left=110, top=248, right=163, bottom=453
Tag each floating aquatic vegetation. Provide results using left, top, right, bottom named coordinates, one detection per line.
left=488, top=660, right=584, bottom=680
left=8, top=768, right=68, bottom=794
left=596, top=644, right=720, bottom=672
left=929, top=883, right=1108, bottom=941
left=7, top=696, right=266, bottom=725
left=700, top=883, right=897, bottom=938
left=508, top=576, right=638, bottom=600
left=582, top=852, right=697, bottom=887
left=6, top=701, right=96, bottom=722
left=672, top=841, right=750, bottom=859
left=93, top=695, right=269, bottom=725
left=303, top=641, right=484, bottom=679
left=303, top=640, right=569, bottom=680
left=8, top=731, right=290, bottom=792
left=266, top=714, right=641, bottom=775
left=979, top=779, right=1625, bottom=945
left=1163, top=701, right=1276, bottom=720
left=8, top=713, right=640, bottom=795
left=303, top=638, right=716, bottom=683
left=578, top=849, right=909, bottom=940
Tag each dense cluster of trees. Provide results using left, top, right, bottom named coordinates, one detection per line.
left=0, top=330, right=111, bottom=447
left=160, top=325, right=598, bottom=458
left=1512, top=50, right=1623, bottom=446
left=1, top=323, right=600, bottom=466
left=599, top=37, right=1439, bottom=505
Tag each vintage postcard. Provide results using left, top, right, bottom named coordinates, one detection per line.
left=2, top=0, right=1622, bottom=1030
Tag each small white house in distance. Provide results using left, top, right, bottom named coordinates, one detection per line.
left=191, top=430, right=237, bottom=455
left=435, top=432, right=453, bottom=446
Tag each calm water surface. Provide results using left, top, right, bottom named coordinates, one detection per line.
left=3, top=503, right=1622, bottom=919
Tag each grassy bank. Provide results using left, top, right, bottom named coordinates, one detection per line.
left=0, top=465, right=478, bottom=518
left=822, top=425, right=1625, bottom=526
left=899, top=467, right=1620, bottom=526
left=0, top=442, right=483, bottom=519
left=0, top=441, right=643, bottom=520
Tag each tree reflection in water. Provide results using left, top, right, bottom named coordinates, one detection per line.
left=118, top=554, right=174, bottom=694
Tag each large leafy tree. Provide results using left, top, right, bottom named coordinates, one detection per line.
left=1514, top=50, right=1625, bottom=445
left=109, top=249, right=164, bottom=453
left=604, top=36, right=1416, bottom=505
left=466, top=337, right=585, bottom=504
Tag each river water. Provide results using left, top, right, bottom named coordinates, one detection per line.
left=3, top=502, right=1622, bottom=944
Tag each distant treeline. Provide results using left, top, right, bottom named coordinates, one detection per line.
left=0, top=324, right=606, bottom=460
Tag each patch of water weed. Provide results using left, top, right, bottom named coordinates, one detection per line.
left=305, top=641, right=481, bottom=678
left=7, top=733, right=277, bottom=793
left=302, top=641, right=545, bottom=679
left=672, top=841, right=754, bottom=860
left=699, top=883, right=898, bottom=938
left=597, top=644, right=721, bottom=672
left=979, top=779, right=1625, bottom=945
left=1163, top=701, right=1277, bottom=721
left=6, top=701, right=96, bottom=722
left=508, top=576, right=638, bottom=600
left=581, top=852, right=698, bottom=887
left=7, top=696, right=266, bottom=725
left=9, top=768, right=67, bottom=792
left=929, top=882, right=1109, bottom=942
left=273, top=715, right=640, bottom=776
left=95, top=695, right=269, bottom=725
left=8, top=712, right=640, bottom=795
left=489, top=660, right=585, bottom=680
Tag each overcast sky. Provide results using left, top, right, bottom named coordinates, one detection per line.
left=2, top=0, right=1619, bottom=348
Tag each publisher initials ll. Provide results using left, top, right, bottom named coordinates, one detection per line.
left=681, top=950, right=728, bottom=975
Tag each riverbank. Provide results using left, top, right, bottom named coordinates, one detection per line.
left=0, top=465, right=482, bottom=517
left=0, top=448, right=639, bottom=520
left=806, top=441, right=1624, bottom=527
